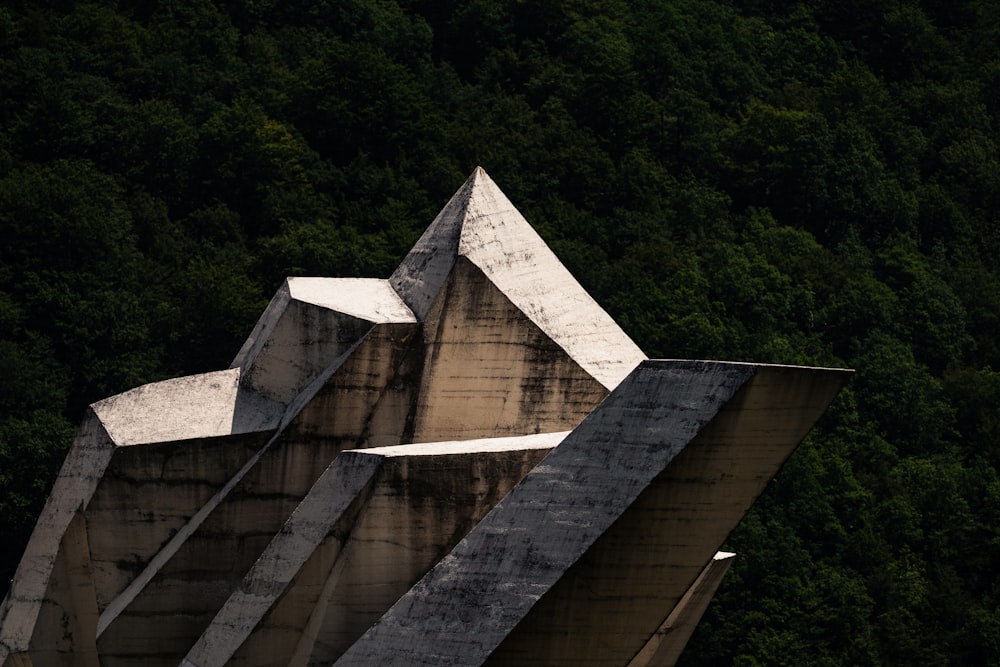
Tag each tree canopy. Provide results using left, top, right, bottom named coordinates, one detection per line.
left=1, top=1, right=999, bottom=663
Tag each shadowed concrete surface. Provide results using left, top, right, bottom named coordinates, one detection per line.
left=627, top=552, right=737, bottom=667
left=0, top=168, right=850, bottom=666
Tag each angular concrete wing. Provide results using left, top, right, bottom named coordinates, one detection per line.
left=231, top=278, right=416, bottom=404
left=0, top=370, right=283, bottom=667
left=0, top=168, right=851, bottom=667
left=336, top=361, right=850, bottom=666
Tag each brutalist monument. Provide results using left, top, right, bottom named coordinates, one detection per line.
left=0, top=168, right=850, bottom=666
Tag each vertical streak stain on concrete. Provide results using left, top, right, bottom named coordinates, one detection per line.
left=411, top=257, right=609, bottom=442
left=391, top=167, right=646, bottom=391
left=92, top=326, right=397, bottom=664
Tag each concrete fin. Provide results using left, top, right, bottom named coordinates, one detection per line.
left=389, top=169, right=475, bottom=320
left=236, top=300, right=377, bottom=405
left=184, top=434, right=563, bottom=667
left=86, top=432, right=272, bottom=611
left=278, top=321, right=420, bottom=448
left=333, top=361, right=759, bottom=666
left=287, top=278, right=416, bottom=324
left=181, top=451, right=384, bottom=667
left=627, top=552, right=736, bottom=667
left=91, top=369, right=283, bottom=447
left=486, top=364, right=853, bottom=666
left=0, top=412, right=115, bottom=659
left=231, top=281, right=293, bottom=371
left=232, top=278, right=415, bottom=405
left=303, top=438, right=559, bottom=665
left=94, top=324, right=417, bottom=665
left=26, top=508, right=100, bottom=666
left=455, top=170, right=646, bottom=390
left=286, top=537, right=352, bottom=667
left=0, top=165, right=855, bottom=665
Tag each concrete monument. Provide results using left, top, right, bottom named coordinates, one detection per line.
left=0, top=168, right=851, bottom=666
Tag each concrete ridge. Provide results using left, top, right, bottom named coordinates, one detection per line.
left=336, top=360, right=853, bottom=666
left=0, top=411, right=116, bottom=658
left=287, top=277, right=416, bottom=324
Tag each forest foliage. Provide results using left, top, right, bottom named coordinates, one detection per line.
left=1, top=0, right=999, bottom=663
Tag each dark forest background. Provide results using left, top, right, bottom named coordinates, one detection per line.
left=1, top=0, right=999, bottom=663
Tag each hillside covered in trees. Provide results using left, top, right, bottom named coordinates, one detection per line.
left=1, top=0, right=999, bottom=663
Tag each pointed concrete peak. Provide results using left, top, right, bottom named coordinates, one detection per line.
left=390, top=167, right=646, bottom=389
left=389, top=166, right=518, bottom=320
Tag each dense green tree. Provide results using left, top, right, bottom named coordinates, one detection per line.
left=0, top=2, right=998, bottom=664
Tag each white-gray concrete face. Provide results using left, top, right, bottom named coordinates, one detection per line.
left=0, top=168, right=850, bottom=667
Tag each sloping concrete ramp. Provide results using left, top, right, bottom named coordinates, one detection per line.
left=0, top=168, right=850, bottom=667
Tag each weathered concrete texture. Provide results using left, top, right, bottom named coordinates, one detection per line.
left=0, top=413, right=114, bottom=663
left=298, top=435, right=561, bottom=665
left=390, top=166, right=646, bottom=391
left=92, top=368, right=284, bottom=446
left=94, top=323, right=420, bottom=667
left=179, top=450, right=385, bottom=667
left=0, top=367, right=282, bottom=666
left=0, top=167, right=851, bottom=667
left=87, top=433, right=271, bottom=611
left=628, top=552, right=736, bottom=667
left=182, top=433, right=563, bottom=667
left=411, top=257, right=609, bottom=442
left=274, top=321, right=421, bottom=450
left=336, top=361, right=851, bottom=666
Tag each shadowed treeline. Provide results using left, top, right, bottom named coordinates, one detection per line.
left=1, top=1, right=998, bottom=663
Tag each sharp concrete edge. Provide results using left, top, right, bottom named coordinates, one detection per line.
left=230, top=280, right=293, bottom=370
left=185, top=432, right=569, bottom=667
left=455, top=168, right=646, bottom=390
left=389, top=170, right=470, bottom=320
left=481, top=362, right=852, bottom=666
left=334, top=360, right=757, bottom=666
left=287, top=278, right=416, bottom=324
left=91, top=368, right=284, bottom=446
